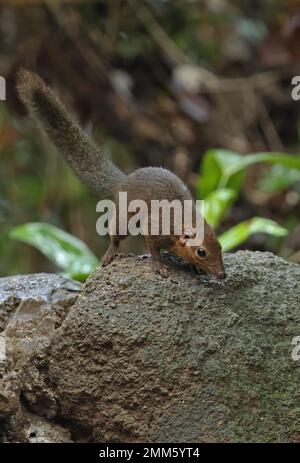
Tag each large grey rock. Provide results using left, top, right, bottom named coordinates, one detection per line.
left=0, top=273, right=81, bottom=441
left=0, top=272, right=80, bottom=301
left=0, top=273, right=81, bottom=332
left=20, top=252, right=300, bottom=443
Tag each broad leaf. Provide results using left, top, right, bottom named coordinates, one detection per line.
left=203, top=188, right=237, bottom=228
left=258, top=165, right=300, bottom=193
left=197, top=149, right=245, bottom=198
left=218, top=217, right=288, bottom=252
left=9, top=222, right=100, bottom=281
left=198, top=149, right=300, bottom=197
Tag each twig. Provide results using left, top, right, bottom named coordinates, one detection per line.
left=258, top=100, right=285, bottom=151
left=46, top=2, right=108, bottom=76
left=129, top=0, right=283, bottom=94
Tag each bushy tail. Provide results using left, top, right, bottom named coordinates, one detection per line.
left=16, top=69, right=124, bottom=198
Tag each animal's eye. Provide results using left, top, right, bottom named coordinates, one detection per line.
left=196, top=248, right=206, bottom=258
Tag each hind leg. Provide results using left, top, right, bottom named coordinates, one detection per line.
left=102, top=213, right=125, bottom=266
left=101, top=200, right=134, bottom=266
left=102, top=236, right=120, bottom=266
left=101, top=204, right=130, bottom=266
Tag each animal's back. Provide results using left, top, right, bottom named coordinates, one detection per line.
left=117, top=167, right=192, bottom=204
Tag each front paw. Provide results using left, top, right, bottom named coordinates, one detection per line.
left=102, top=252, right=117, bottom=267
left=153, top=262, right=169, bottom=278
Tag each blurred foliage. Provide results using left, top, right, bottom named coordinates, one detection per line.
left=1, top=0, right=300, bottom=276
left=9, top=222, right=99, bottom=281
left=219, top=217, right=287, bottom=252
left=204, top=188, right=238, bottom=228
left=197, top=149, right=300, bottom=198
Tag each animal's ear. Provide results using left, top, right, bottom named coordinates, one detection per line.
left=179, top=228, right=196, bottom=245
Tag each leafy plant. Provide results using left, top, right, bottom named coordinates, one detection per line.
left=198, top=149, right=300, bottom=250
left=9, top=222, right=99, bottom=281
left=197, top=149, right=300, bottom=198
left=204, top=188, right=237, bottom=228
left=258, top=165, right=300, bottom=193
left=219, top=218, right=287, bottom=252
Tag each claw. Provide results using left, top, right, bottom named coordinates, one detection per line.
left=153, top=262, right=169, bottom=278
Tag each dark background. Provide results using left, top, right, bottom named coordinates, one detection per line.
left=1, top=0, right=300, bottom=276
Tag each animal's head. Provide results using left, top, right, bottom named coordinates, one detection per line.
left=172, top=222, right=226, bottom=279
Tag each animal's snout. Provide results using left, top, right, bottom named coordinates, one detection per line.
left=216, top=271, right=226, bottom=280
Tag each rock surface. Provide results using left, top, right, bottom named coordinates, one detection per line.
left=15, top=251, right=300, bottom=443
left=0, top=273, right=81, bottom=442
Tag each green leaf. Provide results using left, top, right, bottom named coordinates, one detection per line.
left=218, top=217, right=288, bottom=252
left=222, top=152, right=300, bottom=184
left=258, top=165, right=300, bottom=193
left=9, top=222, right=100, bottom=281
left=203, top=188, right=237, bottom=228
left=197, top=149, right=246, bottom=198
left=198, top=149, right=300, bottom=197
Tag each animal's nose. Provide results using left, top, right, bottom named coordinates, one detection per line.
left=216, top=271, right=226, bottom=280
